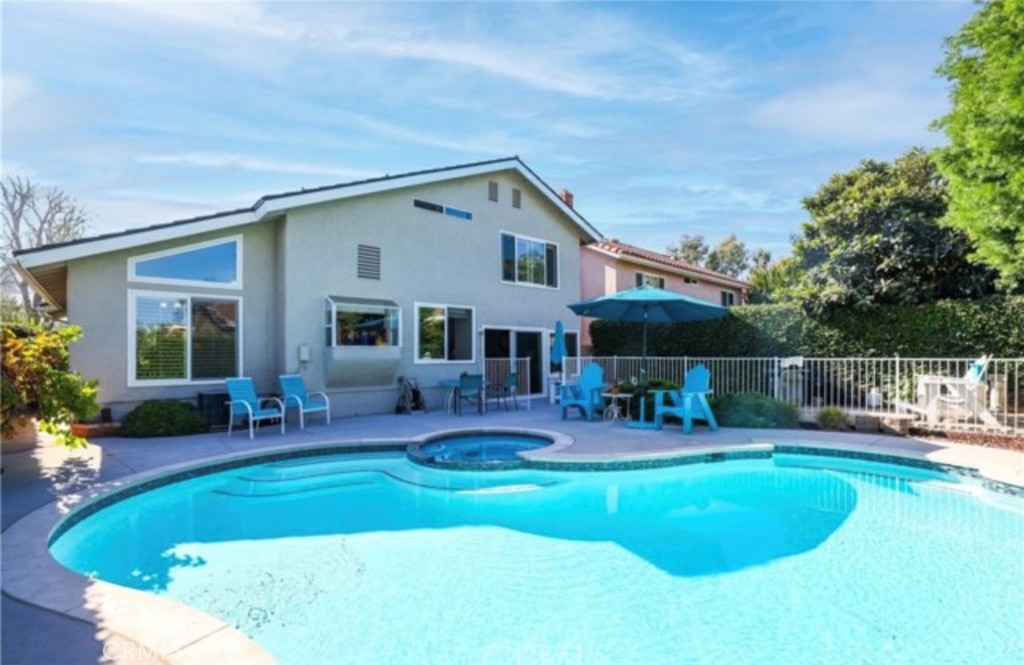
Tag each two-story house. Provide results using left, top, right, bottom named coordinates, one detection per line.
left=579, top=239, right=751, bottom=354
left=14, top=157, right=603, bottom=418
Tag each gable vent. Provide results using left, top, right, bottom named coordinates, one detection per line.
left=357, top=245, right=381, bottom=280
left=488, top=180, right=498, bottom=202
left=512, top=187, right=522, bottom=209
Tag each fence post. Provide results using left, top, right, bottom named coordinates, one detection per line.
left=773, top=356, right=780, bottom=400
left=613, top=356, right=618, bottom=382
left=894, top=354, right=900, bottom=406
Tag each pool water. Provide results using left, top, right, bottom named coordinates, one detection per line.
left=411, top=433, right=549, bottom=467
left=50, top=452, right=1024, bottom=664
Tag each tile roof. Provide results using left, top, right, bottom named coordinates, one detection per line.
left=592, top=239, right=752, bottom=288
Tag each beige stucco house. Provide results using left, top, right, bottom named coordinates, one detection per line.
left=15, top=158, right=602, bottom=420
left=579, top=239, right=751, bottom=354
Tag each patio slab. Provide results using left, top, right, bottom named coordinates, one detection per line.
left=3, top=401, right=1022, bottom=664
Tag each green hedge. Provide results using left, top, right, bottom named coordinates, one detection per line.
left=591, top=296, right=1024, bottom=358
left=122, top=400, right=208, bottom=438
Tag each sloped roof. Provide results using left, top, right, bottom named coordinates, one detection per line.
left=15, top=156, right=603, bottom=310
left=588, top=239, right=752, bottom=289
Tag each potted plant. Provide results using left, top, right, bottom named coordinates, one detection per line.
left=1, top=323, right=99, bottom=450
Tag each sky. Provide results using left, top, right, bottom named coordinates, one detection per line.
left=2, top=1, right=978, bottom=258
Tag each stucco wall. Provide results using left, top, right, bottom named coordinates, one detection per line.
left=66, top=223, right=278, bottom=418
left=279, top=170, right=587, bottom=415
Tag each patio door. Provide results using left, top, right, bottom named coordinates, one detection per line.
left=483, top=328, right=545, bottom=396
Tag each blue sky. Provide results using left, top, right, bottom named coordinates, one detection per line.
left=2, top=1, right=976, bottom=258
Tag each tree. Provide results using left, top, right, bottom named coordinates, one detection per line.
left=748, top=257, right=802, bottom=304
left=792, top=148, right=996, bottom=315
left=1, top=176, right=89, bottom=311
left=705, top=234, right=749, bottom=277
left=933, top=0, right=1024, bottom=291
left=666, top=234, right=708, bottom=266
left=750, top=248, right=772, bottom=272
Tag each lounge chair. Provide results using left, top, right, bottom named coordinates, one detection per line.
left=653, top=363, right=719, bottom=434
left=560, top=364, right=608, bottom=421
left=279, top=374, right=331, bottom=429
left=457, top=373, right=485, bottom=415
left=226, top=377, right=285, bottom=439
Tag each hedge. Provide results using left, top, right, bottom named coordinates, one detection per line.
left=591, top=296, right=1024, bottom=358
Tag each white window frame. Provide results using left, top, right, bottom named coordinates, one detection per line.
left=498, top=230, right=560, bottom=290
left=635, top=271, right=666, bottom=289
left=128, top=235, right=243, bottom=290
left=128, top=289, right=244, bottom=387
left=414, top=302, right=476, bottom=364
left=324, top=297, right=402, bottom=348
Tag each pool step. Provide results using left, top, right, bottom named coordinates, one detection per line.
left=214, top=459, right=559, bottom=498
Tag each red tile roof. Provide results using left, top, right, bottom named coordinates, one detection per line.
left=591, top=239, right=752, bottom=289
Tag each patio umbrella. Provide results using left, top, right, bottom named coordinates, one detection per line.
left=567, top=285, right=728, bottom=428
left=551, top=320, right=568, bottom=369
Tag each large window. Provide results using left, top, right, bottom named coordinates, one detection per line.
left=129, top=236, right=241, bottom=289
left=130, top=291, right=240, bottom=385
left=325, top=297, right=400, bottom=347
left=721, top=291, right=736, bottom=307
left=416, top=304, right=474, bottom=362
left=500, top=232, right=558, bottom=288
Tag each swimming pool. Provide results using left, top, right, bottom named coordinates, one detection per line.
left=49, top=446, right=1024, bottom=664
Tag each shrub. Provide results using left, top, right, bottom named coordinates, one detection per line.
left=121, top=400, right=208, bottom=438
left=1, top=323, right=99, bottom=448
left=592, top=295, right=1024, bottom=358
left=709, top=393, right=800, bottom=429
left=816, top=407, right=849, bottom=431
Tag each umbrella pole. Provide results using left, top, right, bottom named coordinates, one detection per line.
left=628, top=309, right=658, bottom=430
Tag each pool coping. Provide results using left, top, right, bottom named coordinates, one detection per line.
left=4, top=428, right=1022, bottom=664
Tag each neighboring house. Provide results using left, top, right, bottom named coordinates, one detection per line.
left=14, top=157, right=602, bottom=419
left=579, top=239, right=751, bottom=354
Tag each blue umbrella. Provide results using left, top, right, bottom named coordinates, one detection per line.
left=567, top=285, right=728, bottom=428
left=551, top=320, right=568, bottom=368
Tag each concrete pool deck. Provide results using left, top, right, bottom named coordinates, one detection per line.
left=3, top=401, right=1023, bottom=664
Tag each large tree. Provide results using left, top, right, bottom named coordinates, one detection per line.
left=933, top=0, right=1024, bottom=290
left=1, top=177, right=89, bottom=311
left=705, top=234, right=750, bottom=277
left=666, top=233, right=708, bottom=266
left=792, top=148, right=996, bottom=314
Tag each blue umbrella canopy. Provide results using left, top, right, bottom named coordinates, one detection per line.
left=551, top=320, right=568, bottom=367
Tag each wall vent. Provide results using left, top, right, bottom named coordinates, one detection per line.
left=413, top=199, right=444, bottom=213
left=512, top=188, right=522, bottom=209
left=357, top=245, right=381, bottom=280
left=488, top=180, right=499, bottom=202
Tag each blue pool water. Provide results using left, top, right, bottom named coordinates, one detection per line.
left=50, top=452, right=1024, bottom=664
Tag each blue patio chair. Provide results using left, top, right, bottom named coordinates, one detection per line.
left=226, top=377, right=285, bottom=440
left=279, top=374, right=331, bottom=429
left=457, top=373, right=485, bottom=415
left=653, top=363, right=718, bottom=434
left=487, top=371, right=520, bottom=411
left=560, top=364, right=608, bottom=421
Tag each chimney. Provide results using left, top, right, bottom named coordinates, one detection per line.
left=559, top=189, right=574, bottom=208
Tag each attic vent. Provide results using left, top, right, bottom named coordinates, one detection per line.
left=488, top=180, right=498, bottom=202
left=512, top=188, right=522, bottom=209
left=357, top=245, right=381, bottom=280
left=413, top=199, right=443, bottom=213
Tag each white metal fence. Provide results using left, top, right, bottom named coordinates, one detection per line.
left=564, top=356, right=1023, bottom=435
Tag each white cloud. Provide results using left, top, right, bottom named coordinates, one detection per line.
left=135, top=152, right=380, bottom=180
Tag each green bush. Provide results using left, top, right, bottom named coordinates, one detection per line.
left=591, top=295, right=1024, bottom=358
left=709, top=393, right=800, bottom=429
left=121, top=400, right=208, bottom=438
left=816, top=407, right=849, bottom=431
